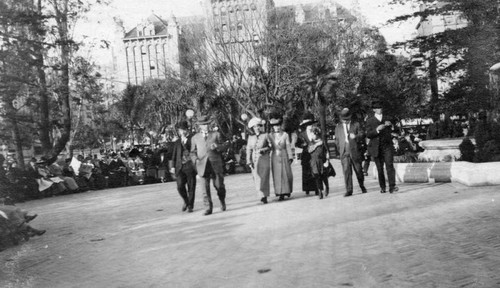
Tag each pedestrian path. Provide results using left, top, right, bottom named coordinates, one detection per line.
left=1, top=160, right=500, bottom=288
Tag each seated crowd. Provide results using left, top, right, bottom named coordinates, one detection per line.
left=0, top=137, right=249, bottom=204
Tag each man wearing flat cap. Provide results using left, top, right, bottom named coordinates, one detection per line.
left=190, top=115, right=230, bottom=215
left=170, top=120, right=196, bottom=213
left=366, top=100, right=398, bottom=194
left=335, top=108, right=367, bottom=197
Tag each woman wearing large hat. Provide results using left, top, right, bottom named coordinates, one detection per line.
left=246, top=117, right=272, bottom=204
left=268, top=116, right=294, bottom=200
left=295, top=112, right=320, bottom=195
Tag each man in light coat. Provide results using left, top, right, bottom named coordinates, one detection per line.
left=190, top=115, right=230, bottom=215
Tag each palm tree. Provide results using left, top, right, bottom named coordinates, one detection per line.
left=300, top=64, right=339, bottom=143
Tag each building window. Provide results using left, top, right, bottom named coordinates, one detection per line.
left=213, top=7, right=219, bottom=16
left=250, top=3, right=256, bottom=10
left=221, top=6, right=226, bottom=16
left=138, top=31, right=143, bottom=37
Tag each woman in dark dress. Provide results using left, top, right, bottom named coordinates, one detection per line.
left=295, top=113, right=319, bottom=195
left=308, top=127, right=328, bottom=199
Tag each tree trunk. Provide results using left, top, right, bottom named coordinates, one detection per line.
left=33, top=1, right=51, bottom=156
left=429, top=49, right=439, bottom=117
left=9, top=112, right=25, bottom=170
left=66, top=103, right=84, bottom=158
left=315, top=91, right=328, bottom=145
left=49, top=0, right=71, bottom=163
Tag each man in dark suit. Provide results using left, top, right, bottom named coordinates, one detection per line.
left=335, top=108, right=367, bottom=197
left=154, top=146, right=170, bottom=183
left=366, top=100, right=398, bottom=193
left=170, top=121, right=197, bottom=213
left=190, top=115, right=230, bottom=215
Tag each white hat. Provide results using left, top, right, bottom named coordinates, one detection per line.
left=248, top=117, right=263, bottom=129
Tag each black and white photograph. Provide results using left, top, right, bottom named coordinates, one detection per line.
left=1, top=0, right=500, bottom=286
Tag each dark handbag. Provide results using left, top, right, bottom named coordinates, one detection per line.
left=326, top=161, right=336, bottom=177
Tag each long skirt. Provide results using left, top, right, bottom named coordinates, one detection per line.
left=301, top=163, right=317, bottom=192
left=271, top=153, right=293, bottom=196
left=252, top=154, right=270, bottom=198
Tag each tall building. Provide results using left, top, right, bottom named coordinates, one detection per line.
left=122, top=13, right=203, bottom=85
left=122, top=0, right=358, bottom=85
left=203, top=0, right=274, bottom=73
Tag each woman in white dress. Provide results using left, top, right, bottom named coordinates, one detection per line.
left=246, top=117, right=272, bottom=204
left=269, top=117, right=293, bottom=200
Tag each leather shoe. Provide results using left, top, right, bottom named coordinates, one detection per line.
left=188, top=207, right=193, bottom=213
left=221, top=202, right=226, bottom=211
left=389, top=187, right=399, bottom=193
left=203, top=210, right=212, bottom=216
left=361, top=187, right=367, bottom=193
left=344, top=192, right=353, bottom=197
left=182, top=204, right=188, bottom=212
left=380, top=189, right=387, bottom=193
left=260, top=197, right=268, bottom=204
left=25, top=214, right=38, bottom=222
left=278, top=195, right=285, bottom=201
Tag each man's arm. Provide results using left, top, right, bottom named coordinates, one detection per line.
left=190, top=135, right=198, bottom=163
left=334, top=125, right=340, bottom=147
left=353, top=122, right=365, bottom=142
left=366, top=117, right=382, bottom=139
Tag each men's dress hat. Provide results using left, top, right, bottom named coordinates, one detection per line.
left=340, top=108, right=352, bottom=120
left=248, top=117, right=263, bottom=129
left=300, top=112, right=318, bottom=127
left=196, top=115, right=212, bottom=125
left=371, top=100, right=383, bottom=109
left=269, top=118, right=282, bottom=125
left=176, top=120, right=189, bottom=130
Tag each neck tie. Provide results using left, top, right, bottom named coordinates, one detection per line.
left=344, top=123, right=349, bottom=142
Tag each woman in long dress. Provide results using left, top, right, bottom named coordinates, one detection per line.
left=246, top=117, right=271, bottom=204
left=269, top=117, right=293, bottom=200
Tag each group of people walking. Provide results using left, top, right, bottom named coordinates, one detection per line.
left=170, top=100, right=399, bottom=216
left=332, top=100, right=398, bottom=196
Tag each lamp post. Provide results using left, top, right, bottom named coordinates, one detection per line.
left=185, top=109, right=195, bottom=134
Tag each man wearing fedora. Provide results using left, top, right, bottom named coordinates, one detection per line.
left=366, top=100, right=398, bottom=193
left=190, top=115, right=230, bottom=215
left=170, top=121, right=196, bottom=213
left=296, top=112, right=326, bottom=195
left=335, top=108, right=367, bottom=197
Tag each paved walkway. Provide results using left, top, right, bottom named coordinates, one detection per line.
left=1, top=160, right=500, bottom=288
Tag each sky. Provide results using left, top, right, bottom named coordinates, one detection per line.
left=86, top=0, right=420, bottom=39
left=75, top=0, right=421, bottom=84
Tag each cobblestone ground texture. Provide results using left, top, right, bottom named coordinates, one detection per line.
left=1, top=160, right=500, bottom=288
